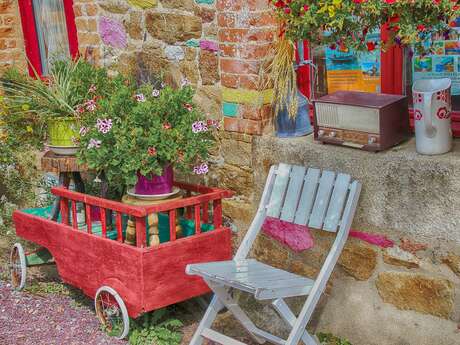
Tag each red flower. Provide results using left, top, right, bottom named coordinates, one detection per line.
left=302, top=5, right=309, bottom=11
left=433, top=0, right=441, bottom=4
left=366, top=41, right=376, bottom=51
left=163, top=122, right=172, bottom=130
left=274, top=0, right=285, bottom=8
left=384, top=0, right=396, bottom=3
left=147, top=147, right=157, bottom=156
left=284, top=7, right=291, bottom=14
left=417, top=24, right=426, bottom=31
left=329, top=43, right=337, bottom=50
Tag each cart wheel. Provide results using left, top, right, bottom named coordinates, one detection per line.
left=95, top=286, right=130, bottom=339
left=9, top=243, right=27, bottom=290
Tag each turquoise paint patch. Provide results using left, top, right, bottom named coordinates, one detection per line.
left=223, top=102, right=238, bottom=117
left=195, top=0, right=214, bottom=4
left=185, top=39, right=200, bottom=48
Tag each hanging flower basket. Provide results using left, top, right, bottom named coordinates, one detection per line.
left=271, top=0, right=460, bottom=54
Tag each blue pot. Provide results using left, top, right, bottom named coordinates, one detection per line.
left=276, top=91, right=313, bottom=138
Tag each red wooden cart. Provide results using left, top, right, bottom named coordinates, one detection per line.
left=9, top=182, right=233, bottom=339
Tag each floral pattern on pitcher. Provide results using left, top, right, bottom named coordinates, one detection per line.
left=436, top=106, right=451, bottom=120
left=414, top=109, right=423, bottom=121
left=413, top=93, right=423, bottom=104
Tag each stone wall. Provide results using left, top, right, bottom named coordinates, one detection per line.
left=0, top=0, right=26, bottom=73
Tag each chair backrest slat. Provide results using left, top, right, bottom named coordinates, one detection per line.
left=293, top=168, right=320, bottom=225
left=323, top=173, right=351, bottom=232
left=266, top=163, right=291, bottom=218
left=308, top=171, right=336, bottom=229
left=280, top=165, right=306, bottom=222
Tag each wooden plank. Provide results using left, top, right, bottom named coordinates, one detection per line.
left=213, top=199, right=222, bottom=228
left=135, top=217, right=147, bottom=248
left=308, top=171, right=336, bottom=229
left=280, top=165, right=307, bottom=222
left=169, top=210, right=176, bottom=241
left=60, top=198, right=69, bottom=225
left=41, top=151, right=86, bottom=173
left=202, top=202, right=209, bottom=223
left=202, top=328, right=246, bottom=345
left=266, top=163, right=292, bottom=218
left=323, top=173, right=351, bottom=232
left=71, top=201, right=78, bottom=229
left=294, top=168, right=320, bottom=225
left=85, top=204, right=92, bottom=234
left=100, top=208, right=107, bottom=238
left=116, top=212, right=123, bottom=242
left=194, top=204, right=201, bottom=234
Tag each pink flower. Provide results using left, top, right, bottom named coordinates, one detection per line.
left=85, top=99, right=97, bottom=112
left=89, top=84, right=97, bottom=93
left=284, top=7, right=291, bottom=14
left=152, top=89, right=160, bottom=97
left=135, top=94, right=146, bottom=102
left=184, top=103, right=193, bottom=112
left=95, top=118, right=112, bottom=134
left=163, top=122, right=172, bottom=130
left=193, top=163, right=209, bottom=175
left=181, top=78, right=189, bottom=88
left=79, top=126, right=89, bottom=136
left=87, top=138, right=101, bottom=149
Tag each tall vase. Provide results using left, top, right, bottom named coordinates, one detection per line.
left=134, top=165, right=174, bottom=195
left=275, top=91, right=313, bottom=138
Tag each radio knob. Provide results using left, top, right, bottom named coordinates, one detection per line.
left=368, top=137, right=376, bottom=144
left=318, top=130, right=325, bottom=136
left=329, top=131, right=336, bottom=138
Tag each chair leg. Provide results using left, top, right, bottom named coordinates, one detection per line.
left=208, top=282, right=266, bottom=344
left=190, top=294, right=225, bottom=345
left=272, top=299, right=318, bottom=345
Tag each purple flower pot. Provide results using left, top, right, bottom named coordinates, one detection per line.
left=134, top=165, right=174, bottom=195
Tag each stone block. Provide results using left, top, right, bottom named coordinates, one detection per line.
left=161, top=0, right=195, bottom=9
left=124, top=11, right=143, bottom=40
left=442, top=252, right=460, bottom=276
left=376, top=272, right=454, bottom=319
left=338, top=241, right=377, bottom=280
left=216, top=164, right=254, bottom=197
left=221, top=137, right=252, bottom=167
left=383, top=246, right=420, bottom=269
left=99, top=0, right=130, bottom=13
left=222, top=198, right=256, bottom=225
left=199, top=50, right=219, bottom=85
left=253, top=234, right=290, bottom=270
left=145, top=12, right=202, bottom=44
left=193, top=85, right=221, bottom=117
left=127, top=0, right=158, bottom=8
left=165, top=45, right=185, bottom=61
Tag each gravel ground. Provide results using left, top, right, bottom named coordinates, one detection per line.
left=0, top=280, right=128, bottom=345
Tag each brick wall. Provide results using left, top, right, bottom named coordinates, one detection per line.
left=0, top=0, right=26, bottom=73
left=72, top=0, right=102, bottom=65
left=217, top=0, right=276, bottom=135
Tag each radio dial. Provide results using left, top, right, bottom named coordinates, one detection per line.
left=368, top=137, right=376, bottom=144
left=318, top=130, right=325, bottom=136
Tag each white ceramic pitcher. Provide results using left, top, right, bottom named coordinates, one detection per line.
left=412, top=78, right=452, bottom=155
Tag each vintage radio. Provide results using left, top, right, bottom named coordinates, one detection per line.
left=313, top=91, right=410, bottom=151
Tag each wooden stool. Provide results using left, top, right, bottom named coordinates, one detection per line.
left=121, top=194, right=183, bottom=246
left=41, top=151, right=87, bottom=221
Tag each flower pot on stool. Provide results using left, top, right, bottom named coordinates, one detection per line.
left=135, top=165, right=173, bottom=195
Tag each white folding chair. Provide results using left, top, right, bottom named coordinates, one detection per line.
left=186, top=163, right=362, bottom=345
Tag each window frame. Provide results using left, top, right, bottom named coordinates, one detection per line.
left=18, top=0, right=79, bottom=77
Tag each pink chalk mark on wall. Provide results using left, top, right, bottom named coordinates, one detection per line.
left=200, top=40, right=219, bottom=52
left=262, top=216, right=314, bottom=252
left=98, top=17, right=127, bottom=49
left=349, top=230, right=394, bottom=248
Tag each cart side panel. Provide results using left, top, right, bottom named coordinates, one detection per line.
left=141, top=227, right=232, bottom=311
left=13, top=211, right=145, bottom=317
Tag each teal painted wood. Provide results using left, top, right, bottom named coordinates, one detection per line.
left=280, top=165, right=306, bottom=222
left=266, top=163, right=291, bottom=218
left=293, top=168, right=320, bottom=225
left=323, top=173, right=351, bottom=232
left=308, top=170, right=336, bottom=229
left=185, top=39, right=200, bottom=47
left=222, top=102, right=238, bottom=117
left=195, top=0, right=214, bottom=4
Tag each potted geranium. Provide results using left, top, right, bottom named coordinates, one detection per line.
left=0, top=58, right=122, bottom=155
left=77, top=79, right=218, bottom=196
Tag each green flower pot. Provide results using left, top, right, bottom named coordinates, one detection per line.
left=47, top=117, right=79, bottom=155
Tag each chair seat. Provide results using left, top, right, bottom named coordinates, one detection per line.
left=187, top=259, right=314, bottom=300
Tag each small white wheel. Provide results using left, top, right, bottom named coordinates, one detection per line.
left=9, top=243, right=27, bottom=290
left=95, top=286, right=130, bottom=339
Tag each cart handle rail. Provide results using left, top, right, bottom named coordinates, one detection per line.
left=51, top=182, right=234, bottom=248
